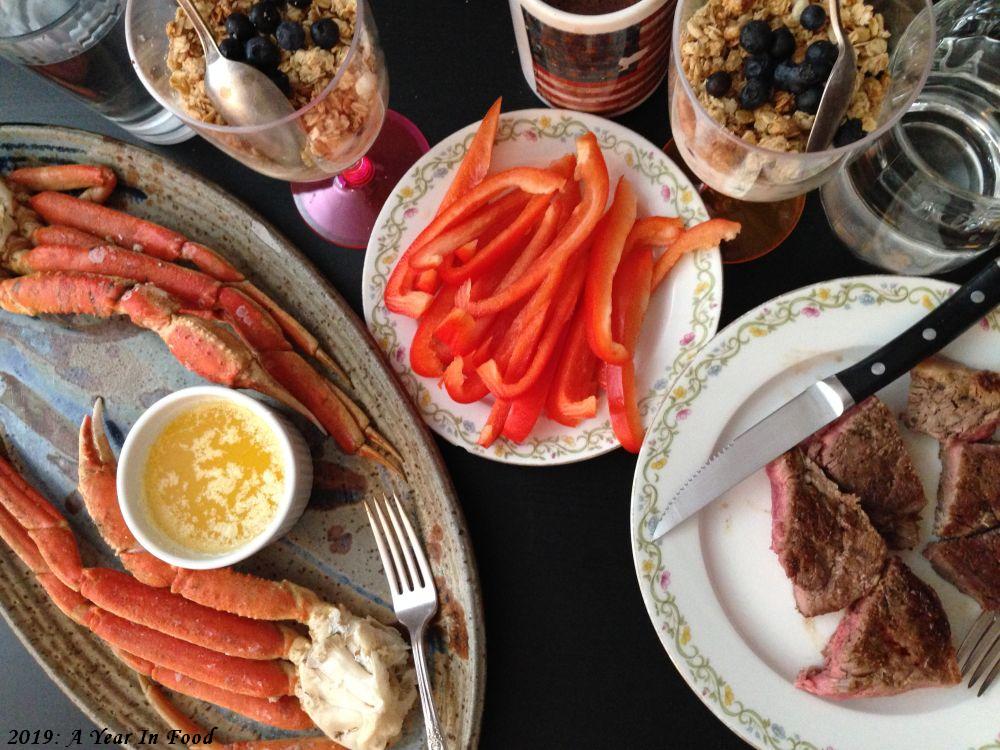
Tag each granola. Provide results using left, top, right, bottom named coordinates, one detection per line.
left=680, top=0, right=891, bottom=152
left=165, top=0, right=381, bottom=170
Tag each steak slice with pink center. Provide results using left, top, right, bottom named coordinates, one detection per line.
left=768, top=449, right=887, bottom=617
left=905, top=356, right=1000, bottom=441
left=935, top=440, right=1000, bottom=538
left=796, top=557, right=960, bottom=699
left=805, top=397, right=926, bottom=549
left=925, top=527, right=1000, bottom=610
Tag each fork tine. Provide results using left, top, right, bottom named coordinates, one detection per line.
left=364, top=499, right=402, bottom=597
left=967, top=625, right=1000, bottom=688
left=958, top=611, right=995, bottom=671
left=382, top=493, right=423, bottom=589
left=371, top=494, right=413, bottom=591
left=393, top=492, right=435, bottom=592
left=978, top=647, right=1000, bottom=697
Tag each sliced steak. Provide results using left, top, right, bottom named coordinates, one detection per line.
left=805, top=397, right=926, bottom=549
left=768, top=449, right=887, bottom=617
left=936, top=440, right=1000, bottom=537
left=925, top=527, right=1000, bottom=610
left=905, top=356, right=1000, bottom=441
left=796, top=557, right=960, bottom=698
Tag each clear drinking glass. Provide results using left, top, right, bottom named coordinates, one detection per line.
left=667, top=0, right=934, bottom=260
left=0, top=0, right=191, bottom=144
left=125, top=0, right=428, bottom=248
left=821, top=0, right=1000, bottom=274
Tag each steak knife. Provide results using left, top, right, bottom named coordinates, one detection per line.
left=651, top=258, right=1000, bottom=540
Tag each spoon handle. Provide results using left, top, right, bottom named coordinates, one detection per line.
left=175, top=0, right=221, bottom=65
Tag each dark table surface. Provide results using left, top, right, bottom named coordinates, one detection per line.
left=0, top=3, right=988, bottom=749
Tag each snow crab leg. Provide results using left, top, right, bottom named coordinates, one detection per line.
left=1, top=166, right=403, bottom=474
left=0, top=430, right=415, bottom=746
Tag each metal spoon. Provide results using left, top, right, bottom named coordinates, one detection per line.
left=805, top=0, right=857, bottom=152
left=175, top=0, right=305, bottom=163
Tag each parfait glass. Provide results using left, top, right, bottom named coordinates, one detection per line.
left=667, top=0, right=934, bottom=262
left=125, top=0, right=428, bottom=248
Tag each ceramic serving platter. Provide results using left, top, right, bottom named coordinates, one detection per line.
left=631, top=275, right=1000, bottom=750
left=362, top=108, right=723, bottom=465
left=0, top=126, right=484, bottom=749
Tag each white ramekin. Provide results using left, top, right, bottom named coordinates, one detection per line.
left=117, top=386, right=313, bottom=569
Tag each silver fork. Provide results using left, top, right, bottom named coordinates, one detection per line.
left=364, top=493, right=445, bottom=750
left=957, top=610, right=1000, bottom=696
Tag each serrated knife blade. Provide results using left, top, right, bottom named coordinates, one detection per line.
left=650, top=377, right=854, bottom=540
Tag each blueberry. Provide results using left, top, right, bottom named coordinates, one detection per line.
left=249, top=1, right=281, bottom=35
left=773, top=60, right=798, bottom=91
left=744, top=54, right=776, bottom=82
left=224, top=12, right=254, bottom=42
left=288, top=0, right=311, bottom=7
left=805, top=40, right=838, bottom=69
left=832, top=118, right=865, bottom=147
left=218, top=36, right=245, bottom=61
left=310, top=18, right=340, bottom=49
left=770, top=27, right=795, bottom=60
left=705, top=71, right=732, bottom=97
left=268, top=69, right=291, bottom=96
left=739, top=20, right=773, bottom=55
left=738, top=79, right=771, bottom=110
left=800, top=4, right=827, bottom=31
left=276, top=21, right=306, bottom=50
left=245, top=36, right=280, bottom=70
left=797, top=60, right=828, bottom=87
left=795, top=86, right=822, bottom=114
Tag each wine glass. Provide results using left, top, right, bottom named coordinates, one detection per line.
left=667, top=0, right=934, bottom=262
left=125, top=0, right=428, bottom=248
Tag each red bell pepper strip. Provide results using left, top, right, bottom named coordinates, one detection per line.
left=477, top=399, right=511, bottom=448
left=502, top=349, right=561, bottom=443
left=623, top=216, right=684, bottom=256
left=409, top=285, right=458, bottom=378
left=408, top=168, right=565, bottom=270
left=477, top=254, right=589, bottom=400
left=415, top=269, right=439, bottom=294
left=440, top=336, right=494, bottom=403
left=437, top=178, right=570, bottom=357
left=439, top=192, right=551, bottom=285
left=652, top=218, right=741, bottom=290
left=459, top=133, right=609, bottom=318
left=546, top=301, right=599, bottom=427
left=583, top=176, right=637, bottom=366
left=605, top=246, right=653, bottom=453
left=409, top=190, right=531, bottom=272
left=385, top=99, right=505, bottom=318
left=439, top=97, right=502, bottom=212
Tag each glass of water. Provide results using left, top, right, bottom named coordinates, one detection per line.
left=821, top=0, right=1000, bottom=274
left=0, top=0, right=191, bottom=144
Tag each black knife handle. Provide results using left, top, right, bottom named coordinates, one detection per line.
left=835, top=257, right=1000, bottom=404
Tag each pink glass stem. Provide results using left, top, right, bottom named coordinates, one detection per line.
left=337, top=157, right=375, bottom=189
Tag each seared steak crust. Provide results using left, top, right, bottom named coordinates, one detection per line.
left=805, top=397, right=926, bottom=549
left=905, top=356, right=1000, bottom=441
left=936, top=441, right=1000, bottom=537
left=925, top=527, right=1000, bottom=610
left=796, top=557, right=960, bottom=698
left=768, top=449, right=887, bottom=617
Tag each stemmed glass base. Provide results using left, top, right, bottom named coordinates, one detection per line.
left=663, top=139, right=805, bottom=263
left=292, top=110, right=430, bottom=249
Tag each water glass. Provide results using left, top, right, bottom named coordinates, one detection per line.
left=0, top=0, right=191, bottom=144
left=821, top=0, right=1000, bottom=274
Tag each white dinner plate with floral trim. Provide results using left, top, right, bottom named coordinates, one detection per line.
left=362, top=109, right=723, bottom=465
left=631, top=275, right=1000, bottom=750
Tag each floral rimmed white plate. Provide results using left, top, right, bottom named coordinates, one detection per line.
left=631, top=275, right=1000, bottom=750
left=362, top=108, right=723, bottom=465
